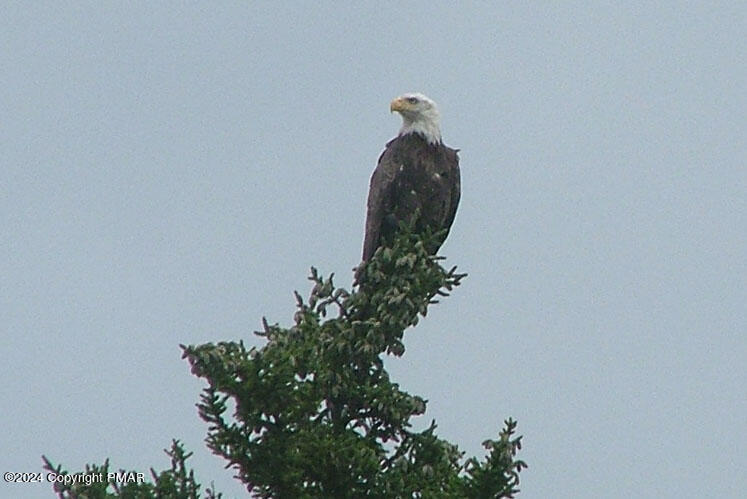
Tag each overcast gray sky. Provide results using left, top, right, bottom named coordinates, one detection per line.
left=2, top=2, right=745, bottom=498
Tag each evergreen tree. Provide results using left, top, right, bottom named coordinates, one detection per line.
left=44, top=228, right=525, bottom=498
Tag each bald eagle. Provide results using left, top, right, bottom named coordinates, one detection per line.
left=361, top=93, right=460, bottom=262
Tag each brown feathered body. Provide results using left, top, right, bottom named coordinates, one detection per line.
left=362, top=132, right=460, bottom=261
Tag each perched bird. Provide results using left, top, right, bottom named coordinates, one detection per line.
left=361, top=93, right=460, bottom=262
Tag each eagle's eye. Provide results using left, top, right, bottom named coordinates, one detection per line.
left=407, top=97, right=419, bottom=104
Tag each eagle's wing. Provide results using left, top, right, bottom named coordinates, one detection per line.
left=362, top=143, right=398, bottom=261
left=444, top=148, right=461, bottom=232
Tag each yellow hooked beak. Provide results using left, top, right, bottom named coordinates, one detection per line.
left=390, top=97, right=411, bottom=113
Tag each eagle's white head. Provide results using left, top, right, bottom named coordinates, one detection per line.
left=390, top=92, right=442, bottom=145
